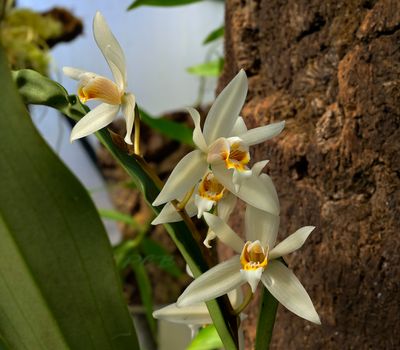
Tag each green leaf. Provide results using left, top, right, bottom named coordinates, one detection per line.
left=203, top=25, right=224, bottom=45
left=128, top=0, right=202, bottom=11
left=139, top=108, right=194, bottom=146
left=99, top=209, right=142, bottom=230
left=187, top=325, right=223, bottom=350
left=140, top=237, right=182, bottom=278
left=1, top=50, right=140, bottom=349
left=12, top=68, right=240, bottom=350
left=187, top=58, right=224, bottom=77
left=254, top=286, right=279, bottom=350
left=130, top=253, right=157, bottom=336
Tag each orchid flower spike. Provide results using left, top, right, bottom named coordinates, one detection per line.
left=152, top=69, right=285, bottom=215
left=63, top=12, right=135, bottom=144
left=176, top=210, right=321, bottom=324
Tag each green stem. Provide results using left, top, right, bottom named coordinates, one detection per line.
left=254, top=287, right=279, bottom=350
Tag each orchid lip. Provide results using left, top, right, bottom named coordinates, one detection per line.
left=240, top=240, right=269, bottom=271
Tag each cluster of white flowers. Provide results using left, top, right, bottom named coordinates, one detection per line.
left=63, top=11, right=320, bottom=346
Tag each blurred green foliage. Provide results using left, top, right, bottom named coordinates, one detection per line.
left=1, top=8, right=62, bottom=74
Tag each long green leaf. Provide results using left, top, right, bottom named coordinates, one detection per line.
left=0, top=51, right=140, bottom=349
left=254, top=287, right=279, bottom=350
left=203, top=25, right=224, bottom=45
left=128, top=0, right=202, bottom=11
left=13, top=68, right=240, bottom=349
left=130, top=254, right=156, bottom=336
left=187, top=325, right=223, bottom=350
left=187, top=58, right=224, bottom=77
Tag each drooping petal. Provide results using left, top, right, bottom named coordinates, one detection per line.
left=152, top=150, right=208, bottom=206
left=232, top=168, right=252, bottom=192
left=121, top=93, right=136, bottom=145
left=187, top=107, right=207, bottom=152
left=93, top=12, right=126, bottom=90
left=194, top=195, right=215, bottom=218
left=217, top=193, right=237, bottom=222
left=177, top=256, right=244, bottom=307
left=251, top=160, right=269, bottom=177
left=62, top=66, right=86, bottom=80
left=203, top=69, right=248, bottom=144
left=261, top=260, right=321, bottom=324
left=245, top=205, right=280, bottom=248
left=239, top=121, right=285, bottom=146
left=269, top=226, right=315, bottom=260
left=70, top=103, right=119, bottom=142
left=240, top=268, right=263, bottom=293
left=230, top=116, right=248, bottom=136
left=203, top=213, right=244, bottom=253
left=212, top=164, right=279, bottom=215
left=203, top=230, right=216, bottom=249
left=153, top=303, right=211, bottom=325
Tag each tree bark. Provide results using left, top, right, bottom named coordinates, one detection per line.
left=220, top=0, right=400, bottom=348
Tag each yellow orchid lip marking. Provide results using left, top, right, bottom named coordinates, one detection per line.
left=78, top=76, right=122, bottom=105
left=223, top=141, right=250, bottom=172
left=240, top=241, right=268, bottom=271
left=198, top=172, right=225, bottom=201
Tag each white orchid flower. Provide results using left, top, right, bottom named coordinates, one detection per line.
left=152, top=69, right=285, bottom=215
left=63, top=12, right=135, bottom=144
left=176, top=210, right=321, bottom=324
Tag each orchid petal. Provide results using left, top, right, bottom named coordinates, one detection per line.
left=121, top=93, right=136, bottom=144
left=212, top=164, right=279, bottom=215
left=217, top=193, right=237, bottom=222
left=245, top=205, right=280, bottom=248
left=230, top=116, right=248, bottom=136
left=93, top=12, right=126, bottom=90
left=177, top=256, right=244, bottom=307
left=152, top=196, right=197, bottom=225
left=194, top=195, right=215, bottom=218
left=203, top=70, right=248, bottom=144
left=153, top=303, right=211, bottom=325
left=269, top=226, right=314, bottom=260
left=203, top=213, right=244, bottom=253
left=187, top=107, right=207, bottom=152
left=70, top=103, right=119, bottom=142
left=62, top=66, right=86, bottom=80
left=262, top=260, right=321, bottom=324
left=240, top=268, right=263, bottom=293
left=203, top=230, right=216, bottom=249
left=259, top=173, right=280, bottom=212
left=251, top=160, right=269, bottom=177
left=239, top=121, right=285, bottom=146
left=152, top=150, right=207, bottom=206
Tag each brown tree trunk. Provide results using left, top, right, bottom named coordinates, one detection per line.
left=220, top=0, right=400, bottom=348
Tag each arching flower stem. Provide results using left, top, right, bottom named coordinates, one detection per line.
left=177, top=186, right=196, bottom=211
left=233, top=285, right=253, bottom=316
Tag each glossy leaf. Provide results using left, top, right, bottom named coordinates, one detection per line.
left=128, top=0, right=202, bottom=10
left=13, top=68, right=240, bottom=350
left=187, top=58, right=224, bottom=77
left=203, top=25, right=224, bottom=45
left=1, top=50, right=139, bottom=349
left=187, top=325, right=223, bottom=350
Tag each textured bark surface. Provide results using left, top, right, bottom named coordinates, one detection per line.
left=220, top=0, right=400, bottom=348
